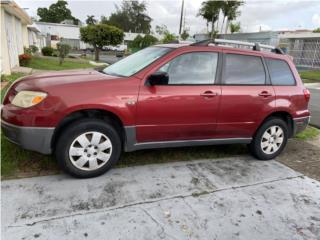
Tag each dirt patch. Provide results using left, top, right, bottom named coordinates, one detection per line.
left=277, top=135, right=320, bottom=181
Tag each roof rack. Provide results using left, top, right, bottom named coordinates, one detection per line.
left=190, top=39, right=284, bottom=54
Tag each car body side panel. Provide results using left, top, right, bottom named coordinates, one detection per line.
left=216, top=86, right=276, bottom=138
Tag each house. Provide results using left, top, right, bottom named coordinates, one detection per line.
left=218, top=31, right=280, bottom=46
left=27, top=23, right=46, bottom=51
left=35, top=21, right=87, bottom=50
left=279, top=30, right=320, bottom=69
left=196, top=30, right=320, bottom=69
left=1, top=0, right=32, bottom=74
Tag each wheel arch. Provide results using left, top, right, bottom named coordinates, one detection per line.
left=51, top=108, right=126, bottom=151
left=257, top=111, right=294, bottom=137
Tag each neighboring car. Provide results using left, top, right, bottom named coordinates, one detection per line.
left=1, top=41, right=311, bottom=178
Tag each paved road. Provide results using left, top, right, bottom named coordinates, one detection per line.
left=2, top=157, right=320, bottom=240
left=99, top=54, right=124, bottom=64
left=308, top=85, right=320, bottom=128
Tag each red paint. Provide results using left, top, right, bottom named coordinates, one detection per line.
left=1, top=45, right=310, bottom=143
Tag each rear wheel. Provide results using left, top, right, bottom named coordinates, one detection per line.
left=55, top=119, right=121, bottom=178
left=249, top=117, right=288, bottom=160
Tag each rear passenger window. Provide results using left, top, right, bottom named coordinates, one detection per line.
left=224, top=54, right=266, bottom=85
left=266, top=59, right=296, bottom=86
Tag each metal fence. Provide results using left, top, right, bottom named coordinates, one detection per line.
left=279, top=38, right=320, bottom=69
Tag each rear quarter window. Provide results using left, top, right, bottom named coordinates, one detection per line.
left=266, top=58, right=296, bottom=86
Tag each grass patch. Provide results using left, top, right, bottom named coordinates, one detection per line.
left=300, top=70, right=320, bottom=83
left=1, top=135, right=248, bottom=179
left=295, top=126, right=320, bottom=140
left=1, top=132, right=59, bottom=178
left=27, top=57, right=94, bottom=71
left=1, top=73, right=26, bottom=102
left=1, top=72, right=25, bottom=83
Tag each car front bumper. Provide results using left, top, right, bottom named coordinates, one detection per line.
left=293, top=116, right=310, bottom=136
left=1, top=120, right=54, bottom=154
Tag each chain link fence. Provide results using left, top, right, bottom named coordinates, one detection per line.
left=279, top=38, right=320, bottom=69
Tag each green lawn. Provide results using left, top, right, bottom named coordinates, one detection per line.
left=27, top=57, right=94, bottom=71
left=295, top=126, right=320, bottom=140
left=2, top=125, right=319, bottom=179
left=300, top=70, right=320, bottom=83
left=1, top=72, right=25, bottom=83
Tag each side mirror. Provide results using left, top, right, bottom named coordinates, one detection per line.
left=146, top=71, right=169, bottom=86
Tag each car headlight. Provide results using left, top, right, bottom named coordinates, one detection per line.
left=11, top=91, right=47, bottom=108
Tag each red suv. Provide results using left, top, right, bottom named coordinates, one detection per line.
left=1, top=40, right=311, bottom=178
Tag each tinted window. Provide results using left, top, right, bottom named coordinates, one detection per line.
left=158, top=52, right=218, bottom=85
left=224, top=54, right=266, bottom=85
left=266, top=59, right=296, bottom=86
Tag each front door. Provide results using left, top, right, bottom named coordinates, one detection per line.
left=136, top=51, right=221, bottom=142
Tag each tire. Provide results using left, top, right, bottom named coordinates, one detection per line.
left=55, top=118, right=121, bottom=178
left=249, top=117, right=288, bottom=160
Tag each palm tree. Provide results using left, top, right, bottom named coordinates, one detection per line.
left=220, top=0, right=243, bottom=34
left=230, top=22, right=241, bottom=34
left=86, top=15, right=97, bottom=25
left=198, top=1, right=222, bottom=39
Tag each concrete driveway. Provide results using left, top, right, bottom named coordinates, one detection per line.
left=2, top=157, right=320, bottom=240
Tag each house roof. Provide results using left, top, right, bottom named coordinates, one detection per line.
left=1, top=0, right=32, bottom=25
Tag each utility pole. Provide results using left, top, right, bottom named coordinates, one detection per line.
left=179, top=0, right=184, bottom=36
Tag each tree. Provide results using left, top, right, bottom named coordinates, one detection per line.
left=198, top=1, right=223, bottom=39
left=37, top=0, right=80, bottom=25
left=313, top=28, right=320, bottom=33
left=129, top=34, right=158, bottom=49
left=86, top=15, right=97, bottom=25
left=80, top=24, right=124, bottom=61
left=230, top=22, right=241, bottom=34
left=180, top=29, right=189, bottom=40
left=57, top=43, right=71, bottom=65
left=220, top=0, right=243, bottom=34
left=155, top=24, right=169, bottom=36
left=162, top=32, right=177, bottom=43
left=107, top=1, right=152, bottom=33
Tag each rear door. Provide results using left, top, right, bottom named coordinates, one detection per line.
left=136, top=50, right=222, bottom=142
left=216, top=51, right=275, bottom=138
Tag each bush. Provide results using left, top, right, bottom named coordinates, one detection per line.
left=24, top=47, right=32, bottom=55
left=57, top=43, right=71, bottom=65
left=41, top=46, right=54, bottom=56
left=30, top=45, right=39, bottom=54
left=19, top=54, right=32, bottom=66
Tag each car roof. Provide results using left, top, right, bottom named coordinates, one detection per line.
left=154, top=43, right=287, bottom=59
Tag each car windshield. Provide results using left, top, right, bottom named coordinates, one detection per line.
left=103, top=47, right=172, bottom=77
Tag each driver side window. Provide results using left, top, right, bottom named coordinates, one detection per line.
left=158, top=52, right=218, bottom=85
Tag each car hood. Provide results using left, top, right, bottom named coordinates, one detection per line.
left=14, top=69, right=121, bottom=92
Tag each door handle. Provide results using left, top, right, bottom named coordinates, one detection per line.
left=200, top=91, right=218, bottom=98
left=258, top=91, right=272, bottom=97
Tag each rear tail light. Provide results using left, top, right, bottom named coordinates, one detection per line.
left=303, top=89, right=310, bottom=102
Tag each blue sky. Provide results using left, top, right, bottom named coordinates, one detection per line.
left=16, top=0, right=320, bottom=34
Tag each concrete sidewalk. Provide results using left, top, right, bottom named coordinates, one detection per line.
left=2, top=157, right=320, bottom=239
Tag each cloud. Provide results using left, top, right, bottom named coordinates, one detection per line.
left=312, top=14, right=320, bottom=26
left=15, top=0, right=320, bottom=34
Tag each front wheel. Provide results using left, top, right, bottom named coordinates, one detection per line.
left=55, top=119, right=121, bottom=178
left=249, top=117, right=288, bottom=160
